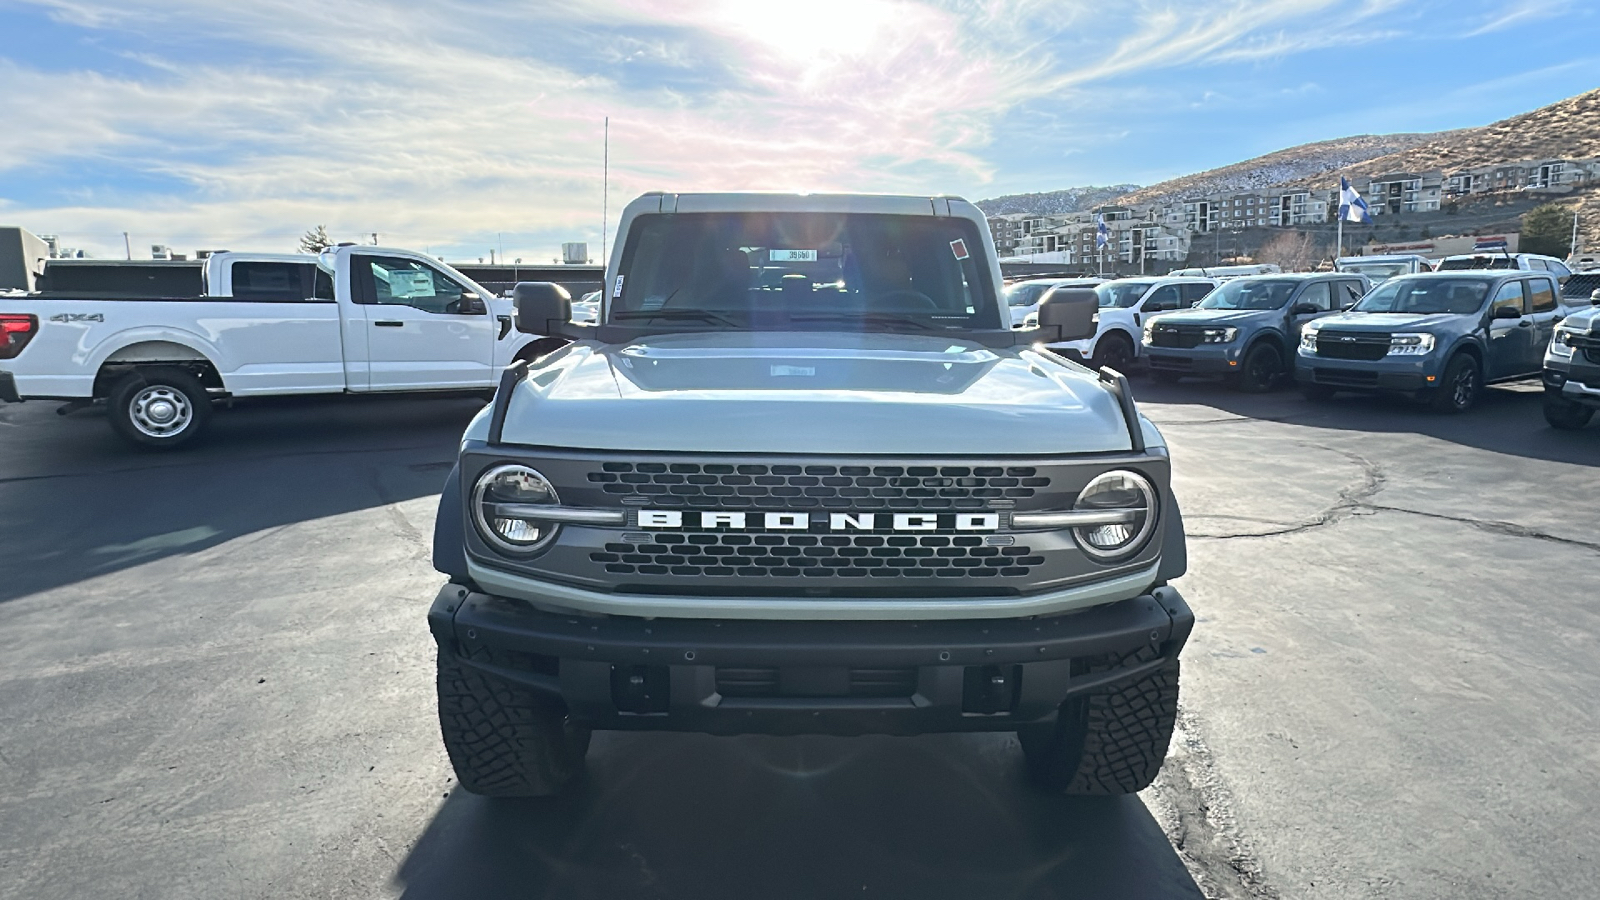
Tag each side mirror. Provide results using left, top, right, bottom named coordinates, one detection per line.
left=1492, top=305, right=1522, bottom=320
left=513, top=281, right=572, bottom=335
left=1032, top=288, right=1097, bottom=343
left=457, top=291, right=486, bottom=315
left=1590, top=288, right=1600, bottom=306
left=1292, top=302, right=1320, bottom=315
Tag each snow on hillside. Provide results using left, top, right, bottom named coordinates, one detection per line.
left=975, top=185, right=1141, bottom=217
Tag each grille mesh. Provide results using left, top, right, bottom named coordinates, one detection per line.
left=587, top=463, right=1048, bottom=510
left=591, top=532, right=1044, bottom=579
left=1315, top=331, right=1390, bottom=361
left=1149, top=326, right=1204, bottom=349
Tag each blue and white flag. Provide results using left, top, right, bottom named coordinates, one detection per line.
left=1338, top=176, right=1372, bottom=224
left=1095, top=213, right=1110, bottom=248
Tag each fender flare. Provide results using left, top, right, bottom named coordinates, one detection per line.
left=432, top=462, right=470, bottom=582
left=86, top=327, right=229, bottom=386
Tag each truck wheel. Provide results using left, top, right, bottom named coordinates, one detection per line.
left=1019, top=647, right=1180, bottom=795
left=1543, top=394, right=1594, bottom=430
left=1091, top=334, right=1135, bottom=373
left=1235, top=343, right=1283, bottom=393
left=1300, top=383, right=1337, bottom=401
left=436, top=646, right=590, bottom=798
left=107, top=367, right=212, bottom=449
left=1429, top=354, right=1480, bottom=413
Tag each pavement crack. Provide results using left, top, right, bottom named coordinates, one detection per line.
left=1150, top=706, right=1279, bottom=900
left=1192, top=445, right=1386, bottom=542
left=1364, top=505, right=1600, bottom=553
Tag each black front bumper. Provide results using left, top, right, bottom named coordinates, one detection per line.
left=0, top=372, right=19, bottom=403
left=428, top=584, right=1194, bottom=736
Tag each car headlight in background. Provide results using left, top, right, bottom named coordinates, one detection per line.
left=1143, top=321, right=1157, bottom=343
left=472, top=464, right=562, bottom=554
left=1071, top=470, right=1157, bottom=561
left=1299, top=326, right=1320, bottom=352
left=1201, top=327, right=1237, bottom=344
left=1387, top=333, right=1435, bottom=356
left=1549, top=328, right=1577, bottom=358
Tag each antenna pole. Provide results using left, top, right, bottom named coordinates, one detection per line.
left=601, top=117, right=609, bottom=265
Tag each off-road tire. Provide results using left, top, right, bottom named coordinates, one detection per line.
left=1235, top=342, right=1283, bottom=393
left=107, top=366, right=213, bottom=449
left=436, top=646, right=591, bottom=797
left=1091, top=333, right=1135, bottom=374
left=1429, top=354, right=1480, bottom=413
left=1150, top=370, right=1183, bottom=385
left=1300, top=382, right=1337, bottom=402
left=1019, top=646, right=1180, bottom=795
left=1543, top=394, right=1595, bottom=430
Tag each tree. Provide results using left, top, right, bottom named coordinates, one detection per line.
left=1257, top=231, right=1326, bottom=272
left=299, top=225, right=334, bottom=254
left=1521, top=203, right=1571, bottom=257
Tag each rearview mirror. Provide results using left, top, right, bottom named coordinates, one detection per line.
left=1492, top=305, right=1522, bottom=320
left=1032, top=288, right=1098, bottom=343
left=513, top=282, right=572, bottom=335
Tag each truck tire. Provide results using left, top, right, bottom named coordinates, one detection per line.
left=436, top=646, right=590, bottom=797
left=1019, top=646, right=1180, bottom=795
left=1429, top=354, right=1480, bottom=413
left=1091, top=333, right=1135, bottom=373
left=1543, top=393, right=1595, bottom=430
left=1234, top=342, right=1283, bottom=393
left=107, top=367, right=212, bottom=449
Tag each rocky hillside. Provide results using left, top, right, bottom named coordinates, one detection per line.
left=1114, top=133, right=1446, bottom=207
left=975, top=184, right=1140, bottom=216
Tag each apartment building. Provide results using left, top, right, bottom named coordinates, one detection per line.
left=1444, top=158, right=1600, bottom=196
left=1365, top=172, right=1443, bottom=215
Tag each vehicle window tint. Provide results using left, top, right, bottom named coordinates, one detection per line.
left=1179, top=283, right=1212, bottom=305
left=1339, top=281, right=1365, bottom=307
left=1141, top=285, right=1181, bottom=311
left=1527, top=278, right=1557, bottom=313
left=231, top=262, right=312, bottom=302
left=1490, top=281, right=1527, bottom=316
left=1547, top=260, right=1572, bottom=278
left=1296, top=281, right=1333, bottom=312
left=357, top=256, right=467, bottom=314
left=1527, top=258, right=1547, bottom=270
left=313, top=267, right=335, bottom=301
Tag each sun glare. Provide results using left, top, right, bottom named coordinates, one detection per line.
left=714, top=0, right=903, bottom=60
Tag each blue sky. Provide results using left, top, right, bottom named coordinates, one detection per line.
left=0, top=0, right=1594, bottom=262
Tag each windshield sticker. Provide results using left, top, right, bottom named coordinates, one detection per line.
left=769, top=249, right=817, bottom=262
left=612, top=275, right=625, bottom=298
left=950, top=239, right=970, bottom=260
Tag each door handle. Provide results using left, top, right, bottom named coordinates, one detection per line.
left=374, top=320, right=404, bottom=327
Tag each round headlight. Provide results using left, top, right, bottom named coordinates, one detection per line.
left=472, top=464, right=560, bottom=554
left=1072, top=470, right=1157, bottom=561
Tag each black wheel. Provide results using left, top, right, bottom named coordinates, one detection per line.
left=1019, top=647, right=1179, bottom=795
left=437, top=646, right=590, bottom=797
left=1150, top=370, right=1182, bottom=385
left=107, top=367, right=212, bottom=449
left=1300, top=382, right=1337, bottom=401
left=1544, top=393, right=1595, bottom=430
left=1090, top=333, right=1135, bottom=374
left=1429, top=354, right=1480, bottom=413
left=1235, top=343, right=1283, bottom=393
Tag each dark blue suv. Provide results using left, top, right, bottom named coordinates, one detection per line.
left=1294, top=271, right=1566, bottom=412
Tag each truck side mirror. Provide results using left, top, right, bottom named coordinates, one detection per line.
left=457, top=291, right=486, bottom=315
left=1032, top=288, right=1097, bottom=343
left=1492, top=305, right=1522, bottom=320
left=514, top=282, right=572, bottom=335
left=1292, top=302, right=1319, bottom=315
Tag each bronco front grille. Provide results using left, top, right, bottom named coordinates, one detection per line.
left=591, top=532, right=1045, bottom=579
left=586, top=463, right=1049, bottom=510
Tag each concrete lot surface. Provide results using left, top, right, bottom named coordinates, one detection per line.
left=0, top=379, right=1595, bottom=899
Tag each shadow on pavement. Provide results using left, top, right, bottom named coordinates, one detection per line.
left=1131, top=374, right=1600, bottom=466
left=394, top=731, right=1199, bottom=900
left=0, top=393, right=483, bottom=603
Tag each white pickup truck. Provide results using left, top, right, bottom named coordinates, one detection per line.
left=0, top=246, right=568, bottom=448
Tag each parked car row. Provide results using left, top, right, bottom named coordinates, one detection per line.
left=1022, top=268, right=1598, bottom=424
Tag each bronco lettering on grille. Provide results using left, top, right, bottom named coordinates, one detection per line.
left=637, top=510, right=1002, bottom=532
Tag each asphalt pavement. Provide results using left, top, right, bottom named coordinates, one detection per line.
left=0, top=378, right=1595, bottom=899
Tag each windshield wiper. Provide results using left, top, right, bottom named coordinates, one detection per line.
left=788, top=313, right=940, bottom=330
left=611, top=309, right=739, bottom=327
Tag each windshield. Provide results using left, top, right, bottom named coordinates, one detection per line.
left=1094, top=282, right=1154, bottom=308
left=1198, top=279, right=1298, bottom=310
left=1438, top=256, right=1516, bottom=270
left=1352, top=278, right=1490, bottom=314
left=1340, top=263, right=1409, bottom=282
left=1004, top=283, right=1055, bottom=308
left=612, top=212, right=995, bottom=330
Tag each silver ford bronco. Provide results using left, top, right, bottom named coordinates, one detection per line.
left=427, top=192, right=1193, bottom=797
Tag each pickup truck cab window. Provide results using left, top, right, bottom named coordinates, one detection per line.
left=1297, top=281, right=1333, bottom=312
left=357, top=256, right=474, bottom=315
left=1197, top=279, right=1297, bottom=310
left=1490, top=280, right=1528, bottom=316
left=1338, top=280, right=1365, bottom=308
left=231, top=261, right=322, bottom=302
left=1528, top=278, right=1557, bottom=313
left=1352, top=278, right=1489, bottom=314
left=1096, top=281, right=1154, bottom=308
left=613, top=213, right=997, bottom=332
left=1140, top=285, right=1182, bottom=312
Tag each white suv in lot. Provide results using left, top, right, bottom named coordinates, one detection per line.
left=1041, top=276, right=1218, bottom=370
left=1436, top=252, right=1573, bottom=279
left=1004, top=276, right=1105, bottom=329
